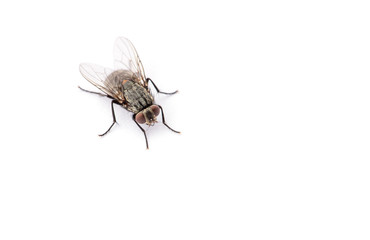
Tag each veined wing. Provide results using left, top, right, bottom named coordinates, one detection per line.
left=113, top=37, right=148, bottom=88
left=79, top=63, right=126, bottom=103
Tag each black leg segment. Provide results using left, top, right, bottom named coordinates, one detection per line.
left=157, top=105, right=180, bottom=133
left=78, top=86, right=108, bottom=97
left=99, top=100, right=119, bottom=136
left=133, top=115, right=149, bottom=149
left=146, top=78, right=178, bottom=95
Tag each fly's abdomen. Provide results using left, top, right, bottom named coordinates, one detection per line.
left=123, top=80, right=153, bottom=113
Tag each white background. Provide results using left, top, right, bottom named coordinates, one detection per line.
left=0, top=0, right=369, bottom=239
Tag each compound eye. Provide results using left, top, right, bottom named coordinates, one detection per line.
left=150, top=105, right=160, bottom=116
left=135, top=112, right=146, bottom=124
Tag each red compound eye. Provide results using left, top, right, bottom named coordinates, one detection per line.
left=135, top=112, right=146, bottom=124
left=150, top=105, right=160, bottom=116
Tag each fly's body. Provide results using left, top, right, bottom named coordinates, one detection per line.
left=79, top=37, right=179, bottom=149
left=106, top=69, right=154, bottom=112
left=121, top=80, right=153, bottom=113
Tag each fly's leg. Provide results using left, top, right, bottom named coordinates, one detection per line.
left=78, top=86, right=107, bottom=97
left=79, top=85, right=117, bottom=136
left=157, top=105, right=180, bottom=134
left=146, top=78, right=178, bottom=95
left=133, top=115, right=149, bottom=149
left=99, top=100, right=119, bottom=136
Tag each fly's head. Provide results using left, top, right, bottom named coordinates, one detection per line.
left=135, top=105, right=161, bottom=126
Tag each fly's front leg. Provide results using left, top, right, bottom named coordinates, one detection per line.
left=133, top=115, right=149, bottom=149
left=99, top=100, right=119, bottom=136
left=146, top=78, right=178, bottom=95
left=157, top=105, right=180, bottom=134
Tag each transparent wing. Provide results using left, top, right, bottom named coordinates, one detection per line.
left=113, top=37, right=148, bottom=88
left=79, top=63, right=125, bottom=103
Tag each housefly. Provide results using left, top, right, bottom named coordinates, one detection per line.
left=79, top=37, right=179, bottom=149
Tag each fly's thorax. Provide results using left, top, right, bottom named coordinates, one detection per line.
left=135, top=105, right=161, bottom=126
left=122, top=80, right=154, bottom=113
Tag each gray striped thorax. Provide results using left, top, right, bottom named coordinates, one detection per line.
left=122, top=80, right=154, bottom=113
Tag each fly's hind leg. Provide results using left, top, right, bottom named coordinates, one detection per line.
left=146, top=78, right=178, bottom=95
left=157, top=105, right=180, bottom=134
left=99, top=100, right=119, bottom=136
left=78, top=86, right=108, bottom=97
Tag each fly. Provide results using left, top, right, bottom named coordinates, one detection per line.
left=79, top=37, right=180, bottom=149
